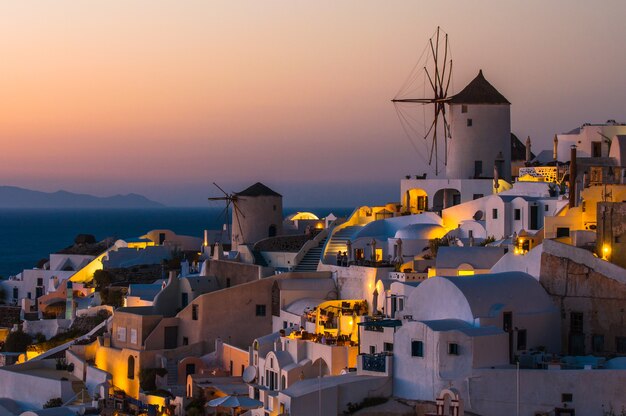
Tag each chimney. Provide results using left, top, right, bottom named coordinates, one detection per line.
left=569, top=145, right=577, bottom=208
left=553, top=135, right=558, bottom=161
left=526, top=136, right=532, bottom=163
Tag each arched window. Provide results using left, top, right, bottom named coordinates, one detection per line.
left=281, top=375, right=286, bottom=390
left=127, top=356, right=135, bottom=380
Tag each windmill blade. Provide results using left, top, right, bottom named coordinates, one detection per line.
left=423, top=117, right=437, bottom=141
left=212, top=182, right=229, bottom=197
left=208, top=196, right=230, bottom=201
left=391, top=98, right=434, bottom=104
left=232, top=202, right=245, bottom=245
left=444, top=60, right=453, bottom=97
left=232, top=201, right=246, bottom=219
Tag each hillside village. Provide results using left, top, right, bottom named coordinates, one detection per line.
left=1, top=72, right=626, bottom=416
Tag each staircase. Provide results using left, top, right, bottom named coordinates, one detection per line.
left=322, top=225, right=363, bottom=264
left=294, top=237, right=327, bottom=272
left=166, top=359, right=178, bottom=386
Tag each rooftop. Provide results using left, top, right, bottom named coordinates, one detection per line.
left=449, top=70, right=510, bottom=105
left=236, top=182, right=281, bottom=197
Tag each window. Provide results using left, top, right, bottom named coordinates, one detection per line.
left=192, top=304, right=198, bottom=320
left=545, top=205, right=549, bottom=212
left=384, top=342, right=394, bottom=353
left=130, top=328, right=137, bottom=345
left=473, top=194, right=484, bottom=200
left=183, top=337, right=189, bottom=346
left=117, top=326, right=127, bottom=342
left=461, top=105, right=468, bottom=113
left=503, top=312, right=512, bottom=332
left=281, top=375, right=286, bottom=389
left=448, top=343, right=460, bottom=355
left=369, top=345, right=376, bottom=354
left=474, top=160, right=483, bottom=177
left=517, top=329, right=527, bottom=350
left=256, top=304, right=266, bottom=316
left=562, top=393, right=573, bottom=403
left=514, top=209, right=521, bottom=221
left=570, top=312, right=583, bottom=334
left=592, top=334, right=604, bottom=354
left=467, top=118, right=473, bottom=127
left=492, top=208, right=498, bottom=219
left=226, top=278, right=231, bottom=288
left=37, top=278, right=43, bottom=286
left=411, top=340, right=423, bottom=357
left=556, top=227, right=570, bottom=238
left=27, top=292, right=31, bottom=299
left=616, top=337, right=626, bottom=354
left=12, top=287, right=18, bottom=299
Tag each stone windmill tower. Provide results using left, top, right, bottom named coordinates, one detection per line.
left=446, top=70, right=511, bottom=181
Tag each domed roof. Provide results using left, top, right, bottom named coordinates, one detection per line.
left=394, top=223, right=446, bottom=240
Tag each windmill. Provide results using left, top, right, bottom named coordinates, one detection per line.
left=207, top=182, right=246, bottom=245
left=392, top=27, right=453, bottom=176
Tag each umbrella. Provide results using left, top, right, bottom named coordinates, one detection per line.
left=370, top=239, right=377, bottom=262
left=346, top=239, right=352, bottom=263
left=207, top=395, right=263, bottom=410
left=395, top=238, right=403, bottom=265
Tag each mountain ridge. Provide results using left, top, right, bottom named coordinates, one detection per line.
left=0, top=186, right=164, bottom=208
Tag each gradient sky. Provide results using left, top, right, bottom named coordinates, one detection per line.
left=1, top=1, right=625, bottom=207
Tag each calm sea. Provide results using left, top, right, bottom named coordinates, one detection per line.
left=0, top=207, right=353, bottom=278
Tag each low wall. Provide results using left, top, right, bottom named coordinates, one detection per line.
left=23, top=319, right=71, bottom=340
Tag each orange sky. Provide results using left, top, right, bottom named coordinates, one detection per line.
left=1, top=1, right=625, bottom=206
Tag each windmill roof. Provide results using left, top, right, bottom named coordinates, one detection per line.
left=449, top=70, right=510, bottom=105
left=236, top=182, right=282, bottom=197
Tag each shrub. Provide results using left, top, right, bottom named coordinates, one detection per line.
left=2, top=330, right=32, bottom=352
left=43, top=397, right=63, bottom=408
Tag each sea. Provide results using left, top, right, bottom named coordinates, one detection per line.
left=0, top=207, right=354, bottom=278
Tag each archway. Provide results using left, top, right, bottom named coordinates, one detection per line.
left=404, top=188, right=429, bottom=214
left=127, top=356, right=135, bottom=380
left=435, top=388, right=463, bottom=416
left=312, top=358, right=330, bottom=377
left=433, top=188, right=461, bottom=213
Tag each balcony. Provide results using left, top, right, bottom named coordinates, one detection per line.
left=357, top=352, right=393, bottom=376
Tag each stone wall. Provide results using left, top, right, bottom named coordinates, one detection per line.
left=540, top=240, right=626, bottom=356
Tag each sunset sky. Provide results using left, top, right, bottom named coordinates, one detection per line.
left=1, top=1, right=625, bottom=206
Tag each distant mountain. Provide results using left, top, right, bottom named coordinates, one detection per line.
left=0, top=186, right=164, bottom=209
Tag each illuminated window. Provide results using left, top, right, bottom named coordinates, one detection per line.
left=457, top=270, right=475, bottom=276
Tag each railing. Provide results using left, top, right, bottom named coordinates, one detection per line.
left=292, top=228, right=329, bottom=269
left=361, top=353, right=387, bottom=373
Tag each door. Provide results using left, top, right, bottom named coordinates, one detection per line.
left=164, top=326, right=178, bottom=349
left=181, top=293, right=188, bottom=308
left=530, top=205, right=539, bottom=230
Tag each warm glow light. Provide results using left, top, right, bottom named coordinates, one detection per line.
left=602, top=244, right=611, bottom=259
left=457, top=270, right=475, bottom=276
